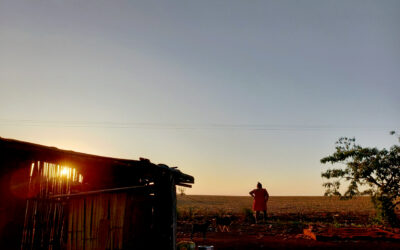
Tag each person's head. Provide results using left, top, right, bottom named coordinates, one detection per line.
left=257, top=182, right=262, bottom=189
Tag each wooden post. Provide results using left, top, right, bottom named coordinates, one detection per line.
left=155, top=173, right=176, bottom=250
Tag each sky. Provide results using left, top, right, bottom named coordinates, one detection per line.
left=0, top=0, right=399, bottom=195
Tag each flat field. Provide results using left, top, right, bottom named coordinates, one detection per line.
left=177, top=195, right=375, bottom=218
left=176, top=196, right=400, bottom=249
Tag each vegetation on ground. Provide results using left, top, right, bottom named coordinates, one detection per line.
left=177, top=195, right=376, bottom=225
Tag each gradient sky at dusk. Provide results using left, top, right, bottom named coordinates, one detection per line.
left=1, top=1, right=399, bottom=195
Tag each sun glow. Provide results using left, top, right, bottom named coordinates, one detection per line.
left=29, top=161, right=83, bottom=183
left=60, top=167, right=69, bottom=177
left=27, top=162, right=84, bottom=198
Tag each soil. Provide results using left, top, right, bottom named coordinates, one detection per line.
left=177, top=196, right=400, bottom=249
left=179, top=232, right=400, bottom=249
left=177, top=223, right=400, bottom=249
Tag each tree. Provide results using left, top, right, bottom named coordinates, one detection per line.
left=320, top=132, right=400, bottom=226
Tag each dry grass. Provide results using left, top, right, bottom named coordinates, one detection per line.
left=177, top=195, right=375, bottom=216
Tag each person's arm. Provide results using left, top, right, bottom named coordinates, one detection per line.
left=249, top=190, right=255, bottom=198
left=265, top=189, right=269, bottom=201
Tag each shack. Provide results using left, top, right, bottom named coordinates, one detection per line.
left=0, top=137, right=194, bottom=249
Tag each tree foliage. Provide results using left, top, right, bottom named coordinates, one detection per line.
left=321, top=132, right=400, bottom=226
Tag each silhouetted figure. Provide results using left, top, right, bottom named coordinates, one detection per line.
left=249, top=182, right=269, bottom=223
left=191, top=221, right=211, bottom=240
left=215, top=215, right=234, bottom=232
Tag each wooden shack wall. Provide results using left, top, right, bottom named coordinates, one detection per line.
left=0, top=139, right=188, bottom=250
left=67, top=193, right=129, bottom=250
left=0, top=159, right=32, bottom=249
left=64, top=175, right=178, bottom=250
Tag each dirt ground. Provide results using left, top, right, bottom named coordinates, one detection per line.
left=177, top=195, right=400, bottom=249
left=178, top=224, right=400, bottom=249
left=179, top=233, right=400, bottom=249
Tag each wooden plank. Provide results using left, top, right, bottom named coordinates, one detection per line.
left=71, top=200, right=76, bottom=250
left=154, top=174, right=176, bottom=250
left=84, top=196, right=92, bottom=249
left=110, top=194, right=116, bottom=249
left=117, top=193, right=126, bottom=249
left=50, top=185, right=153, bottom=199
left=91, top=196, right=98, bottom=250
left=176, top=183, right=192, bottom=188
left=83, top=197, right=86, bottom=250
left=76, top=199, right=82, bottom=250
left=171, top=178, right=177, bottom=250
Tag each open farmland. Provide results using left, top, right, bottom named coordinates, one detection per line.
left=177, top=195, right=375, bottom=219
left=176, top=196, right=400, bottom=249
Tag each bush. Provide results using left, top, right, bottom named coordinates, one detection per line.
left=243, top=208, right=255, bottom=223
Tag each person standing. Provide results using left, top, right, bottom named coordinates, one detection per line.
left=249, top=182, right=269, bottom=223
